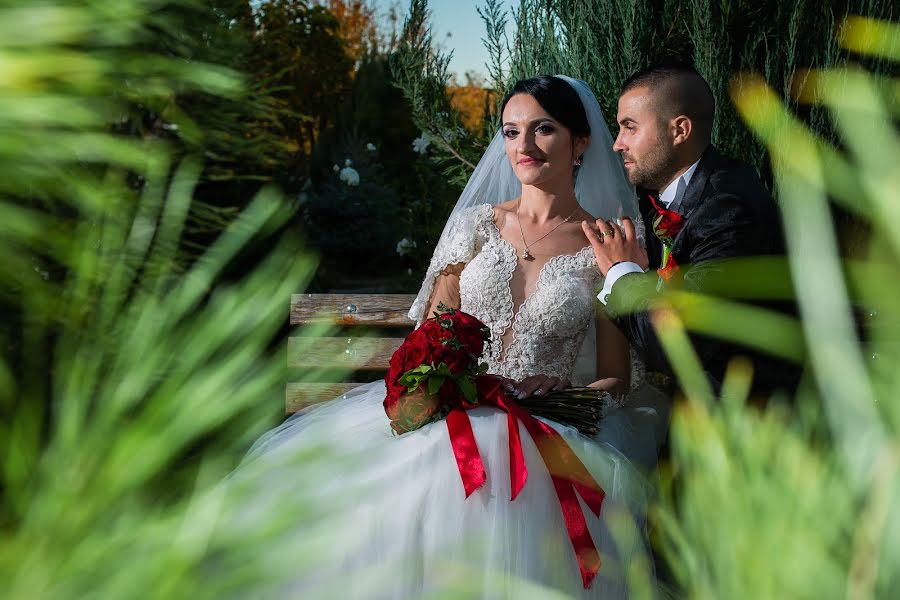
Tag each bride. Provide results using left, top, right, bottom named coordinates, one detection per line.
left=240, top=75, right=666, bottom=598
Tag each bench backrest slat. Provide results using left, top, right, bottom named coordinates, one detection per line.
left=290, top=293, right=417, bottom=327
left=288, top=337, right=404, bottom=371
left=286, top=382, right=366, bottom=414
left=287, top=293, right=417, bottom=415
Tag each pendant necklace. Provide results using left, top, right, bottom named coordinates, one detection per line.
left=515, top=199, right=580, bottom=260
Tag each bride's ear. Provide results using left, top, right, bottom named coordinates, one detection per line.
left=573, top=134, right=590, bottom=164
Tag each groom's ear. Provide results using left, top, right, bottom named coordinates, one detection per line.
left=671, top=115, right=693, bottom=146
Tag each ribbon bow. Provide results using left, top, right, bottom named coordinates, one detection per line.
left=445, top=376, right=606, bottom=589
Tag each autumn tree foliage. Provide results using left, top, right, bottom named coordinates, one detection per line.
left=253, top=1, right=355, bottom=162
left=322, top=0, right=380, bottom=63
left=448, top=73, right=496, bottom=133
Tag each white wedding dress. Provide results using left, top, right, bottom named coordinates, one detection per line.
left=240, top=204, right=667, bottom=599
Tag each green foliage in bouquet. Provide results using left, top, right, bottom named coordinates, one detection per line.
left=399, top=361, right=487, bottom=405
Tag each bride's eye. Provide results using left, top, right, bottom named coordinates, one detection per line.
left=536, top=124, right=555, bottom=135
left=502, top=128, right=518, bottom=138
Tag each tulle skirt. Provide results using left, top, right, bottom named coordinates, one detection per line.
left=237, top=381, right=668, bottom=599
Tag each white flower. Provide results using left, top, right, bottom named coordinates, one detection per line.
left=412, top=134, right=430, bottom=154
left=339, top=166, right=360, bottom=186
left=366, top=142, right=377, bottom=152
left=344, top=158, right=352, bottom=167
left=396, top=237, right=417, bottom=256
left=332, top=164, right=340, bottom=173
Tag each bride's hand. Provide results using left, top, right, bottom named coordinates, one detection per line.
left=510, top=375, right=571, bottom=400
left=482, top=373, right=516, bottom=390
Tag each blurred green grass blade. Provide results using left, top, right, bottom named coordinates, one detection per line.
left=847, top=447, right=900, bottom=599
left=840, top=16, right=900, bottom=61
left=735, top=75, right=886, bottom=488
left=0, top=6, right=101, bottom=47
left=734, top=75, right=875, bottom=220
left=651, top=307, right=713, bottom=404
left=0, top=1, right=378, bottom=598
left=0, top=96, right=114, bottom=127
left=668, top=290, right=806, bottom=363
left=810, top=68, right=900, bottom=260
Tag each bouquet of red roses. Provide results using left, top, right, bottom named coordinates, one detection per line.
left=384, top=304, right=604, bottom=436
left=382, top=304, right=609, bottom=589
left=383, top=304, right=490, bottom=434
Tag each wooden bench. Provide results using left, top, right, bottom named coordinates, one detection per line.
left=286, top=293, right=417, bottom=415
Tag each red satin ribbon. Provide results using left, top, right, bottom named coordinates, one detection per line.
left=446, top=376, right=606, bottom=589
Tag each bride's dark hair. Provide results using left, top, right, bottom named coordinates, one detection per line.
left=500, top=75, right=591, bottom=138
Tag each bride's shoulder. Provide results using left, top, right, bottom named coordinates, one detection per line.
left=451, top=203, right=498, bottom=230
left=455, top=203, right=495, bottom=219
left=574, top=205, right=596, bottom=222
left=442, top=204, right=494, bottom=244
left=487, top=199, right=518, bottom=226
left=492, top=198, right=519, bottom=213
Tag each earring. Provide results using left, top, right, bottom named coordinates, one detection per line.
left=574, top=157, right=582, bottom=166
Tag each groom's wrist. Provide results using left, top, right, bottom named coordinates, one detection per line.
left=598, top=261, right=644, bottom=305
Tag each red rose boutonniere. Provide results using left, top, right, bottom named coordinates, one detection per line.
left=649, top=194, right=685, bottom=282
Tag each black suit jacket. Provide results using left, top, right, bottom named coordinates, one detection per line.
left=607, top=145, right=802, bottom=397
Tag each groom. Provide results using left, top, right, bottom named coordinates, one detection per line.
left=584, top=63, right=801, bottom=399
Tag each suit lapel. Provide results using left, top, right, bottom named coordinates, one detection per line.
left=638, top=190, right=663, bottom=270
left=668, top=145, right=719, bottom=219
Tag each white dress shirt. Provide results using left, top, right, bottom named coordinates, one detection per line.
left=597, top=159, right=701, bottom=305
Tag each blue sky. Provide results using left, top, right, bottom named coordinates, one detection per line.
left=375, top=0, right=517, bottom=82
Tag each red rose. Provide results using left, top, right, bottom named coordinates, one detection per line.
left=649, top=194, right=685, bottom=244
left=384, top=326, right=430, bottom=414
left=445, top=310, right=488, bottom=356
left=434, top=311, right=487, bottom=370
left=387, top=387, right=444, bottom=434
left=383, top=308, right=491, bottom=427
left=657, top=254, right=679, bottom=281
left=401, top=324, right=436, bottom=365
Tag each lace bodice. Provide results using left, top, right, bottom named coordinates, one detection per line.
left=409, top=204, right=603, bottom=385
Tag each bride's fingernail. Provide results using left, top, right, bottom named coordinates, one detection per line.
left=533, top=389, right=543, bottom=396
left=516, top=391, right=527, bottom=400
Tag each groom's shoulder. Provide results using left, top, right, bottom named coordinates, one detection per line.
left=702, top=148, right=774, bottom=208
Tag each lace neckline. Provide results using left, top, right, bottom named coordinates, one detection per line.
left=484, top=204, right=593, bottom=263
left=481, top=204, right=595, bottom=363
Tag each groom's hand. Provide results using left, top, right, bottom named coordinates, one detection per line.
left=582, top=218, right=649, bottom=276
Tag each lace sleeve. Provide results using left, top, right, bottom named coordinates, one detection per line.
left=614, top=211, right=647, bottom=247
left=634, top=211, right=647, bottom=246
left=407, top=205, right=488, bottom=325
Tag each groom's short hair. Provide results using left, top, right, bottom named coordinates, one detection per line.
left=621, top=62, right=715, bottom=143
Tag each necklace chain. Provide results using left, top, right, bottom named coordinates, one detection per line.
left=515, top=199, right=580, bottom=260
